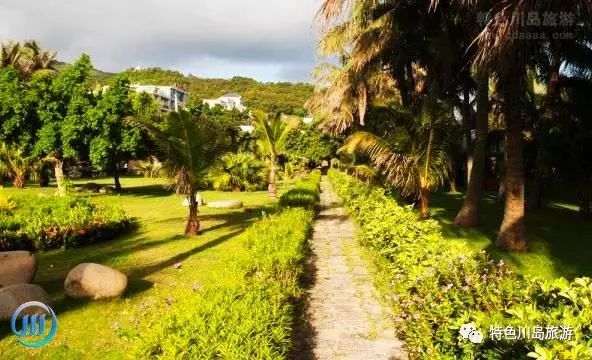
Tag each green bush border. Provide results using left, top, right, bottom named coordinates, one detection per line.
left=133, top=171, right=321, bottom=359
left=329, top=169, right=592, bottom=359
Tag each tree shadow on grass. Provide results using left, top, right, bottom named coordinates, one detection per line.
left=119, top=185, right=172, bottom=198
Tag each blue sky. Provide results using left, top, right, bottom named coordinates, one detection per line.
left=0, top=0, right=322, bottom=82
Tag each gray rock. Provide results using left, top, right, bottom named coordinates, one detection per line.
left=0, top=284, right=51, bottom=320
left=0, top=251, right=37, bottom=288
left=65, top=263, right=128, bottom=300
left=207, top=200, right=243, bottom=209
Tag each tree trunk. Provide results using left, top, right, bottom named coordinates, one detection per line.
left=54, top=160, right=67, bottom=196
left=455, top=71, right=489, bottom=227
left=113, top=163, right=122, bottom=192
left=581, top=185, right=591, bottom=217
left=496, top=72, right=527, bottom=252
left=449, top=177, right=458, bottom=193
left=418, top=187, right=430, bottom=219
left=268, top=158, right=277, bottom=199
left=462, top=81, right=474, bottom=185
left=12, top=175, right=25, bottom=189
left=529, top=47, right=561, bottom=210
left=39, top=165, right=50, bottom=188
left=184, top=189, right=200, bottom=236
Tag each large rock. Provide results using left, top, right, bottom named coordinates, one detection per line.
left=0, top=284, right=51, bottom=320
left=64, top=263, right=128, bottom=300
left=0, top=251, right=37, bottom=288
left=207, top=200, right=243, bottom=209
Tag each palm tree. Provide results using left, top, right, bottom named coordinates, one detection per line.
left=207, top=152, right=266, bottom=192
left=0, top=143, right=37, bottom=189
left=340, top=99, right=453, bottom=219
left=21, top=40, right=58, bottom=77
left=0, top=42, right=22, bottom=70
left=251, top=110, right=297, bottom=199
left=143, top=110, right=223, bottom=236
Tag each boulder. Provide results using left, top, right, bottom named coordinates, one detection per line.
left=64, top=263, right=128, bottom=300
left=0, top=251, right=37, bottom=287
left=0, top=284, right=51, bottom=320
left=181, top=194, right=204, bottom=207
left=99, top=186, right=115, bottom=194
left=207, top=200, right=243, bottom=209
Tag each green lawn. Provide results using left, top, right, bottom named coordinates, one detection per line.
left=430, top=191, right=592, bottom=280
left=0, top=176, right=284, bottom=359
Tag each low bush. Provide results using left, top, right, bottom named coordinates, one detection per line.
left=328, top=169, right=592, bottom=360
left=279, top=170, right=321, bottom=209
left=133, top=173, right=321, bottom=359
left=0, top=196, right=132, bottom=251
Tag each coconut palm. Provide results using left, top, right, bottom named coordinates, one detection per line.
left=0, top=143, right=37, bottom=188
left=0, top=42, right=22, bottom=70
left=251, top=110, right=298, bottom=199
left=340, top=99, right=453, bottom=219
left=21, top=40, right=58, bottom=76
left=143, top=110, right=223, bottom=236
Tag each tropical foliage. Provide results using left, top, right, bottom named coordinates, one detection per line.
left=206, top=152, right=266, bottom=192
left=133, top=174, right=321, bottom=359
left=330, top=170, right=592, bottom=359
left=142, top=110, right=225, bottom=235
left=0, top=195, right=130, bottom=252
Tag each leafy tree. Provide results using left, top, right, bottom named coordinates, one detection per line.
left=34, top=54, right=94, bottom=196
left=251, top=110, right=298, bottom=199
left=284, top=122, right=339, bottom=166
left=0, top=67, right=29, bottom=151
left=143, top=110, right=224, bottom=236
left=89, top=75, right=141, bottom=191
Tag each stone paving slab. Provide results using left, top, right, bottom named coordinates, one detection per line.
left=303, top=176, right=407, bottom=360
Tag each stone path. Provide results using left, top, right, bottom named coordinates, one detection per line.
left=302, top=176, right=406, bottom=360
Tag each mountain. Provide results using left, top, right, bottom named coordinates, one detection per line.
left=120, top=68, right=314, bottom=115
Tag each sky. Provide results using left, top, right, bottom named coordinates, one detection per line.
left=0, top=0, right=323, bottom=83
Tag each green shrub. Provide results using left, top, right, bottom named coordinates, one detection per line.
left=0, top=196, right=132, bottom=251
left=328, top=169, right=592, bottom=359
left=206, top=152, right=267, bottom=192
left=279, top=170, right=321, bottom=209
left=0, top=194, right=16, bottom=212
left=133, top=208, right=315, bottom=359
left=133, top=173, right=321, bottom=359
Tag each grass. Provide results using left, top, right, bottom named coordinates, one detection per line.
left=0, top=176, right=287, bottom=359
left=430, top=191, right=592, bottom=280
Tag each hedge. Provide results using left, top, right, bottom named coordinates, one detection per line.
left=0, top=195, right=132, bottom=252
left=279, top=170, right=321, bottom=209
left=328, top=169, right=592, bottom=360
left=133, top=172, right=321, bottom=359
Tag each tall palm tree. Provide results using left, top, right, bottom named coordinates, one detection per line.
left=467, top=0, right=592, bottom=251
left=21, top=40, right=58, bottom=77
left=340, top=99, right=453, bottom=219
left=143, top=110, right=223, bottom=236
left=0, top=143, right=36, bottom=189
left=0, top=42, right=23, bottom=74
left=251, top=110, right=297, bottom=199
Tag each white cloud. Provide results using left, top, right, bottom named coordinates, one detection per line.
left=0, top=0, right=322, bottom=82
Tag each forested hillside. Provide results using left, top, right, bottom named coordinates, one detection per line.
left=113, top=68, right=313, bottom=115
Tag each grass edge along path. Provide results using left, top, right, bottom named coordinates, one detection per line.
left=132, top=171, right=321, bottom=359
left=328, top=169, right=592, bottom=360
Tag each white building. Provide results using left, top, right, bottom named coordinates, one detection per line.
left=131, top=84, right=189, bottom=112
left=203, top=93, right=246, bottom=112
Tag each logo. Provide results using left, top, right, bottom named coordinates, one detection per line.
left=10, top=301, right=58, bottom=348
left=460, top=323, right=484, bottom=344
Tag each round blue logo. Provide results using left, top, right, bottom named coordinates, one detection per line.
left=10, top=301, right=58, bottom=348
